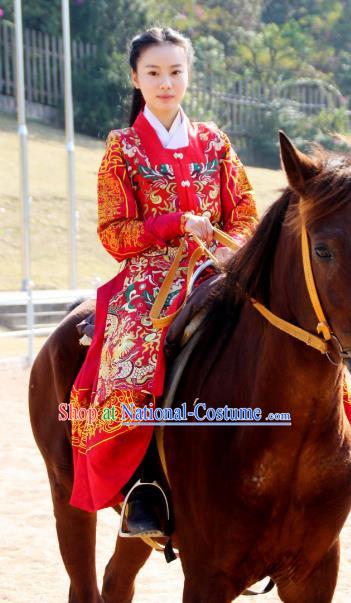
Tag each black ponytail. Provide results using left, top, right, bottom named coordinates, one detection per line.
left=128, top=27, right=194, bottom=126
left=129, top=88, right=145, bottom=127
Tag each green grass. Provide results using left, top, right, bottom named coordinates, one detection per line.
left=0, top=112, right=287, bottom=292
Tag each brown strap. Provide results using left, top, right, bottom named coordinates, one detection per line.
left=251, top=299, right=328, bottom=354
left=149, top=228, right=239, bottom=329
left=301, top=221, right=331, bottom=341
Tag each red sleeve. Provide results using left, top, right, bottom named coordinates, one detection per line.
left=219, top=132, right=258, bottom=247
left=97, top=133, right=185, bottom=262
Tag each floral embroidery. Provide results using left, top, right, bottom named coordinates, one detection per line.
left=138, top=163, right=175, bottom=181
left=71, top=386, right=152, bottom=453
left=93, top=248, right=187, bottom=403
left=71, top=119, right=259, bottom=451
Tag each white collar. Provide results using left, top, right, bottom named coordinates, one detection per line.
left=143, top=105, right=189, bottom=149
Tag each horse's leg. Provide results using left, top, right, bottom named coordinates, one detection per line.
left=29, top=301, right=100, bottom=601
left=277, top=540, right=340, bottom=603
left=48, top=466, right=103, bottom=603
left=101, top=535, right=152, bottom=603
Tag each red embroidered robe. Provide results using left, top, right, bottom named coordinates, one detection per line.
left=69, top=111, right=258, bottom=511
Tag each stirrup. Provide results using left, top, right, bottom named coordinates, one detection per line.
left=188, top=259, right=215, bottom=293
left=119, top=479, right=170, bottom=538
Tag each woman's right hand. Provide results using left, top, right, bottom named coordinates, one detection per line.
left=184, top=214, right=214, bottom=246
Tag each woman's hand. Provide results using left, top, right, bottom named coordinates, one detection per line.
left=214, top=246, right=235, bottom=265
left=184, top=214, right=213, bottom=245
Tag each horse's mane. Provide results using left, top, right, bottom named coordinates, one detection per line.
left=205, top=147, right=351, bottom=328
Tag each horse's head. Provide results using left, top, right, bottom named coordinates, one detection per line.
left=207, top=132, right=351, bottom=369
left=279, top=131, right=351, bottom=367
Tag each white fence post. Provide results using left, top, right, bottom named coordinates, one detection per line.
left=14, top=0, right=34, bottom=365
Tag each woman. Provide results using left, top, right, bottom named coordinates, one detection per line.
left=69, top=27, right=258, bottom=534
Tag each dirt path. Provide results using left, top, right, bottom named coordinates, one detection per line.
left=1, top=364, right=350, bottom=602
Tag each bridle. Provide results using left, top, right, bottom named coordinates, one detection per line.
left=251, top=218, right=351, bottom=366
left=150, top=219, right=351, bottom=366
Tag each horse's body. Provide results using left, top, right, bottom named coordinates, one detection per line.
left=29, top=135, right=351, bottom=602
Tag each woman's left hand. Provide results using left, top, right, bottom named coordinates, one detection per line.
left=214, top=246, right=235, bottom=265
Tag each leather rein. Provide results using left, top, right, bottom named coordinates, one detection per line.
left=150, top=221, right=350, bottom=366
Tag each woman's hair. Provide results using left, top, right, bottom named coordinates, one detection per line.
left=128, top=27, right=194, bottom=126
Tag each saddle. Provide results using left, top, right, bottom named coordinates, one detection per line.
left=164, top=270, right=224, bottom=360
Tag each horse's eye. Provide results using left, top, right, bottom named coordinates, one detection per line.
left=315, top=245, right=332, bottom=260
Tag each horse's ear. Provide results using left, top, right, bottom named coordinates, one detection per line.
left=279, top=131, right=318, bottom=194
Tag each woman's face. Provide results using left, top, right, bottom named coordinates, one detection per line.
left=131, top=43, right=189, bottom=121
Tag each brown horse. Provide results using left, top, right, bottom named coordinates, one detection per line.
left=29, top=132, right=351, bottom=602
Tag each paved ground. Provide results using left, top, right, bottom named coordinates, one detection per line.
left=1, top=364, right=350, bottom=602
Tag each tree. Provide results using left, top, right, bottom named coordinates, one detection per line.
left=262, top=0, right=341, bottom=26
left=233, top=21, right=323, bottom=87
left=1, top=0, right=61, bottom=34
left=71, top=0, right=149, bottom=136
